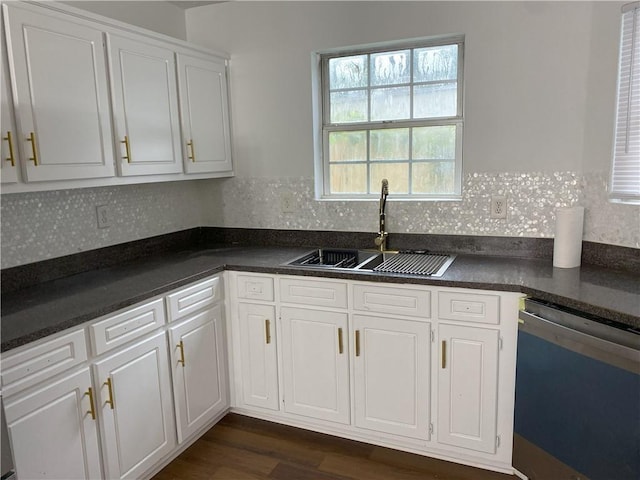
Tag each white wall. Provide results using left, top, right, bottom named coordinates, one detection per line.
left=185, top=1, right=638, bottom=249
left=66, top=1, right=187, bottom=40
left=186, top=1, right=620, bottom=178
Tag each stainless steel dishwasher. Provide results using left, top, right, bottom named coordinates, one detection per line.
left=514, top=298, right=640, bottom=480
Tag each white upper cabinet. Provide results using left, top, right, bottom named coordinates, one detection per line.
left=107, top=33, right=183, bottom=176
left=1, top=19, right=19, bottom=184
left=177, top=52, right=232, bottom=174
left=2, top=3, right=115, bottom=182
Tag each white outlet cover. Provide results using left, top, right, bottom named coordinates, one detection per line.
left=490, top=196, right=507, bottom=219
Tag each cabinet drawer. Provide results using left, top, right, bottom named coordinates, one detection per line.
left=438, top=291, right=500, bottom=324
left=353, top=284, right=431, bottom=319
left=167, top=275, right=223, bottom=321
left=1, top=329, right=88, bottom=397
left=236, top=274, right=274, bottom=302
left=89, top=298, right=165, bottom=355
left=280, top=278, right=348, bottom=309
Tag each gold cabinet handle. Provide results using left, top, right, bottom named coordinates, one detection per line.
left=4, top=131, right=16, bottom=166
left=121, top=135, right=132, bottom=163
left=265, top=319, right=271, bottom=344
left=338, top=328, right=344, bottom=354
left=355, top=330, right=360, bottom=357
left=187, top=140, right=196, bottom=162
left=177, top=340, right=186, bottom=366
left=85, top=387, right=96, bottom=420
left=103, top=377, right=115, bottom=409
left=441, top=340, right=446, bottom=369
left=27, top=131, right=38, bottom=166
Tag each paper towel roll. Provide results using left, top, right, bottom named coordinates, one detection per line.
left=553, top=206, right=585, bottom=268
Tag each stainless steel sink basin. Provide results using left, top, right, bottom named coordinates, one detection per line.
left=284, top=249, right=380, bottom=270
left=285, top=249, right=456, bottom=277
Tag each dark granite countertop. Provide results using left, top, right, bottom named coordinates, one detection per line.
left=2, top=245, right=639, bottom=352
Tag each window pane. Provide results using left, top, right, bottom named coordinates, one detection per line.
left=329, top=55, right=368, bottom=90
left=413, top=125, right=456, bottom=160
left=331, top=90, right=368, bottom=123
left=413, top=83, right=457, bottom=118
left=412, top=161, right=455, bottom=194
left=370, top=163, right=409, bottom=194
left=371, top=50, right=410, bottom=86
left=330, top=163, right=367, bottom=193
left=370, top=128, right=409, bottom=161
left=329, top=131, right=367, bottom=162
left=371, top=86, right=410, bottom=121
left=413, top=45, right=458, bottom=83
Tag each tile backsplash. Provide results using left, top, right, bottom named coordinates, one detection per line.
left=2, top=170, right=638, bottom=269
left=1, top=181, right=207, bottom=269
left=213, top=170, right=638, bottom=247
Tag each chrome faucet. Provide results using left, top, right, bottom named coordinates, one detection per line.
left=374, top=179, right=389, bottom=251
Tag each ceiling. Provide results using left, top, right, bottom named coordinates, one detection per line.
left=167, top=1, right=221, bottom=9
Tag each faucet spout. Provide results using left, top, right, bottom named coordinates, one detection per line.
left=375, top=179, right=389, bottom=251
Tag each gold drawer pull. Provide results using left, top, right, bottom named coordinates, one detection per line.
left=177, top=340, right=186, bottom=366
left=265, top=319, right=271, bottom=344
left=27, top=131, right=38, bottom=166
left=338, top=328, right=344, bottom=354
left=85, top=387, right=96, bottom=420
left=4, top=131, right=16, bottom=166
left=104, top=377, right=115, bottom=409
left=121, top=135, right=132, bottom=163
left=187, top=140, right=196, bottom=162
left=355, top=330, right=360, bottom=357
left=441, top=340, right=446, bottom=369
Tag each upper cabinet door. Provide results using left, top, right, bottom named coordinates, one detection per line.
left=108, top=34, right=183, bottom=176
left=177, top=53, right=232, bottom=174
left=1, top=19, right=19, bottom=184
left=3, top=3, right=115, bottom=182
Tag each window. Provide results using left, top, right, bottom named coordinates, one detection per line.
left=611, top=2, right=640, bottom=204
left=315, top=36, right=464, bottom=200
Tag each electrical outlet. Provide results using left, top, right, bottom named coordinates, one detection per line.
left=96, top=205, right=112, bottom=229
left=490, top=196, right=507, bottom=219
left=280, top=192, right=296, bottom=213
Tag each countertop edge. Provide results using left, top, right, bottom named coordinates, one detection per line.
left=2, top=256, right=637, bottom=353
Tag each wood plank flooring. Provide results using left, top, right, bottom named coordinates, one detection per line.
left=153, top=414, right=516, bottom=480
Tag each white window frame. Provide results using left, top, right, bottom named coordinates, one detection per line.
left=312, top=36, right=464, bottom=201
left=610, top=2, right=640, bottom=204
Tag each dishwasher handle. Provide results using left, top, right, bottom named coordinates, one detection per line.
left=519, top=309, right=640, bottom=374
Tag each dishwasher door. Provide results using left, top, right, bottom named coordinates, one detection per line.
left=514, top=299, right=640, bottom=480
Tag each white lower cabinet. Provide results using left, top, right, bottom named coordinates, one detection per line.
left=93, top=331, right=176, bottom=480
left=352, top=314, right=431, bottom=440
left=437, top=323, right=500, bottom=454
left=2, top=271, right=519, bottom=478
left=229, top=273, right=520, bottom=475
left=280, top=306, right=350, bottom=424
left=1, top=274, right=229, bottom=480
left=3, top=367, right=102, bottom=479
left=237, top=303, right=279, bottom=411
left=168, top=305, right=228, bottom=443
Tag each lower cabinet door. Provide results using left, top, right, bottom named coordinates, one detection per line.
left=94, top=331, right=176, bottom=480
left=280, top=306, right=350, bottom=424
left=353, top=314, right=431, bottom=440
left=168, top=305, right=229, bottom=443
left=3, top=367, right=102, bottom=479
left=438, top=323, right=500, bottom=454
left=238, top=303, right=279, bottom=411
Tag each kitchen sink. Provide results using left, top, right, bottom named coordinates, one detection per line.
left=284, top=249, right=379, bottom=269
left=285, top=249, right=456, bottom=277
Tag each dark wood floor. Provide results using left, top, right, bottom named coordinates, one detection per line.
left=153, top=413, right=516, bottom=480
